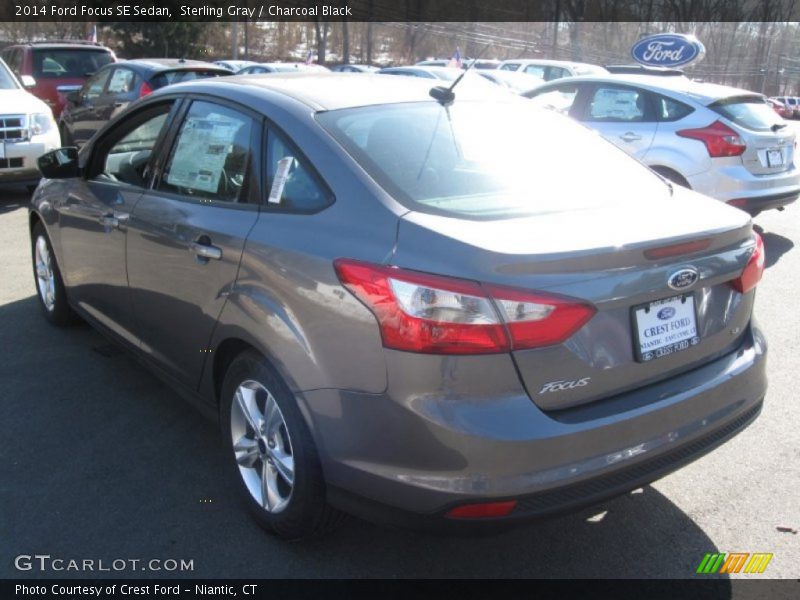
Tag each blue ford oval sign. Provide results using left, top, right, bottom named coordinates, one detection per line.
left=631, top=34, right=705, bottom=68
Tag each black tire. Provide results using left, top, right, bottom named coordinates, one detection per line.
left=31, top=221, right=76, bottom=326
left=59, top=122, right=74, bottom=147
left=220, top=350, right=343, bottom=539
left=651, top=166, right=691, bottom=189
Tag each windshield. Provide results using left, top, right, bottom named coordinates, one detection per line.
left=317, top=100, right=665, bottom=219
left=32, top=48, right=113, bottom=78
left=712, top=96, right=784, bottom=132
left=0, top=59, right=19, bottom=89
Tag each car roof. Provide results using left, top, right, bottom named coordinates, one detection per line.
left=500, top=58, right=600, bottom=68
left=163, top=72, right=512, bottom=111
left=537, top=74, right=764, bottom=104
left=122, top=58, right=226, bottom=71
left=14, top=42, right=111, bottom=51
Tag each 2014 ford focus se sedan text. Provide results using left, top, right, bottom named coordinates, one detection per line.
left=29, top=73, right=767, bottom=539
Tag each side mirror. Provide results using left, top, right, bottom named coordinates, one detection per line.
left=38, top=147, right=80, bottom=179
left=66, top=91, right=81, bottom=104
left=19, top=74, right=36, bottom=88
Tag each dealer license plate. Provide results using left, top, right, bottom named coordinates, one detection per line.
left=633, top=294, right=699, bottom=362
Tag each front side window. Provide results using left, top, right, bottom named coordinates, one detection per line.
left=500, top=63, right=520, bottom=72
left=159, top=101, right=253, bottom=203
left=586, top=86, right=647, bottom=122
left=527, top=84, right=579, bottom=114
left=84, top=69, right=111, bottom=100
left=97, top=106, right=171, bottom=187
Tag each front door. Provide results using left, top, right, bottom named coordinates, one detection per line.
left=56, top=100, right=179, bottom=346
left=126, top=98, right=261, bottom=389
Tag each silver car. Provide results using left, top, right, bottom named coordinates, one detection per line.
left=30, top=73, right=767, bottom=538
left=525, top=74, right=800, bottom=216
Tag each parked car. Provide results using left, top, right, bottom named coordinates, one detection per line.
left=767, top=98, right=792, bottom=120
left=0, top=41, right=116, bottom=118
left=378, top=66, right=460, bottom=80
left=59, top=59, right=231, bottom=147
left=0, top=57, right=60, bottom=191
left=525, top=74, right=799, bottom=216
left=214, top=60, right=257, bottom=73
left=498, top=59, right=607, bottom=81
left=478, top=69, right=545, bottom=93
left=31, top=73, right=767, bottom=539
left=771, top=95, right=799, bottom=119
left=329, top=64, right=379, bottom=73
left=238, top=62, right=330, bottom=75
left=416, top=59, right=501, bottom=70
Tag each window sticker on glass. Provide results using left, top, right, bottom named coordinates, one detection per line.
left=268, top=156, right=296, bottom=204
left=166, top=114, right=243, bottom=194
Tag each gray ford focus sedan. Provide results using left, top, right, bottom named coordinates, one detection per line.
left=30, top=73, right=767, bottom=538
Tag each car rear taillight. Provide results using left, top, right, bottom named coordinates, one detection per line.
left=139, top=81, right=153, bottom=97
left=333, top=259, right=596, bottom=355
left=731, top=233, right=765, bottom=294
left=676, top=120, right=746, bottom=157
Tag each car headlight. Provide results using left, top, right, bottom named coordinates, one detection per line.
left=29, top=112, right=56, bottom=136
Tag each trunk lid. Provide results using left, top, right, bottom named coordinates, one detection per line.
left=393, top=187, right=755, bottom=411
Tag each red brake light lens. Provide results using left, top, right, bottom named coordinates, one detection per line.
left=676, top=120, right=746, bottom=157
left=731, top=232, right=765, bottom=294
left=139, top=81, right=153, bottom=98
left=334, top=259, right=596, bottom=355
left=446, top=500, right=518, bottom=519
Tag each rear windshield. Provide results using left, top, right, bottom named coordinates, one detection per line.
left=152, top=69, right=225, bottom=89
left=712, top=96, right=784, bottom=132
left=32, top=48, right=113, bottom=78
left=317, top=100, right=665, bottom=220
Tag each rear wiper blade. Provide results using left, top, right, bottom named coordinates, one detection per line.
left=772, top=123, right=788, bottom=131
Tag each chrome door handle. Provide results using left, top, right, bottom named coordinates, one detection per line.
left=620, top=132, right=642, bottom=142
left=98, top=212, right=128, bottom=229
left=189, top=241, right=223, bottom=261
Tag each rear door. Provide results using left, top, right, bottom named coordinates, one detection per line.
left=579, top=83, right=658, bottom=160
left=126, top=97, right=261, bottom=388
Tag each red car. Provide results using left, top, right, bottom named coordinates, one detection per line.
left=0, top=41, right=116, bottom=118
left=767, top=98, right=793, bottom=120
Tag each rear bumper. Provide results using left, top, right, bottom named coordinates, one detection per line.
left=686, top=160, right=800, bottom=208
left=300, top=323, right=767, bottom=527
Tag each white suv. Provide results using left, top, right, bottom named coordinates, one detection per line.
left=525, top=74, right=799, bottom=216
left=498, top=59, right=607, bottom=82
left=0, top=58, right=59, bottom=191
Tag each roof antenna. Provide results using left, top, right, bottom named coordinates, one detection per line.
left=429, top=44, right=491, bottom=106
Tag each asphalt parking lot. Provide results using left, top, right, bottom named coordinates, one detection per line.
left=0, top=183, right=798, bottom=582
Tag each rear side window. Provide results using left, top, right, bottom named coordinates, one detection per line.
left=32, top=49, right=113, bottom=78
left=500, top=63, right=520, bottom=72
left=655, top=95, right=694, bottom=122
left=265, top=129, right=333, bottom=212
left=107, top=68, right=136, bottom=94
left=712, top=97, right=782, bottom=132
left=151, top=70, right=224, bottom=89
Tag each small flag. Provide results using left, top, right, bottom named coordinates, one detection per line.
left=305, top=50, right=314, bottom=65
left=448, top=47, right=462, bottom=69
left=88, top=25, right=97, bottom=43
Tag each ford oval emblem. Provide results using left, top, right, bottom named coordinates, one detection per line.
left=668, top=267, right=699, bottom=291
left=631, top=34, right=706, bottom=68
left=657, top=307, right=676, bottom=320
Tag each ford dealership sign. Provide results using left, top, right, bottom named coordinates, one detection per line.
left=631, top=34, right=705, bottom=68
